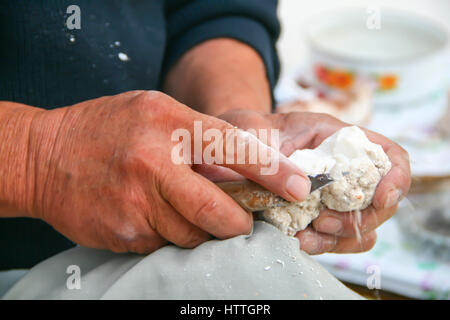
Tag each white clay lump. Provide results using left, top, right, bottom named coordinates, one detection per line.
left=262, top=126, right=392, bottom=236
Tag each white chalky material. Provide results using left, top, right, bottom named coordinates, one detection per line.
left=262, top=126, right=392, bottom=236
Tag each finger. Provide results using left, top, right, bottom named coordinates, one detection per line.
left=168, top=100, right=311, bottom=202
left=332, top=231, right=377, bottom=254
left=295, top=227, right=337, bottom=255
left=312, top=205, right=398, bottom=237
left=151, top=198, right=212, bottom=248
left=295, top=227, right=377, bottom=254
left=192, top=164, right=245, bottom=182
left=224, top=142, right=311, bottom=202
left=160, top=166, right=253, bottom=239
left=199, top=118, right=311, bottom=202
left=218, top=109, right=274, bottom=133
left=363, top=132, right=411, bottom=209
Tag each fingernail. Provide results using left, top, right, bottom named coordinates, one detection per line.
left=317, top=217, right=343, bottom=235
left=299, top=232, right=320, bottom=254
left=286, top=175, right=310, bottom=201
left=384, top=188, right=402, bottom=209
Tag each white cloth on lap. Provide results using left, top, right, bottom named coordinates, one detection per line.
left=3, top=221, right=362, bottom=300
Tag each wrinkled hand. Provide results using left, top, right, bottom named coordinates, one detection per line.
left=27, top=91, right=309, bottom=254
left=218, top=109, right=411, bottom=254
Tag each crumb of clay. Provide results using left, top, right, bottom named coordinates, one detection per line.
left=261, top=126, right=392, bottom=236
left=276, top=259, right=285, bottom=267
left=118, top=52, right=129, bottom=61
left=319, top=126, right=391, bottom=211
left=262, top=190, right=322, bottom=236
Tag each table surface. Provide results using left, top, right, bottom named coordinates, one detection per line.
left=345, top=282, right=412, bottom=300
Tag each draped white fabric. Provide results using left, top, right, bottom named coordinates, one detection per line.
left=3, top=222, right=361, bottom=300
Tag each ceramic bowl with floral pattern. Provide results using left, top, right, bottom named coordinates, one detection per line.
left=306, top=8, right=449, bottom=108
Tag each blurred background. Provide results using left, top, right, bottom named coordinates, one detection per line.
left=277, top=0, right=450, bottom=77
left=275, top=0, right=450, bottom=299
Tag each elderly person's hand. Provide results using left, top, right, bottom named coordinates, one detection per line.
left=0, top=91, right=311, bottom=254
left=216, top=109, right=411, bottom=254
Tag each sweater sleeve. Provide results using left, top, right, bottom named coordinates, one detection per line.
left=163, top=0, right=281, bottom=90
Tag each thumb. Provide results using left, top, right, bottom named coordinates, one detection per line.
left=190, top=115, right=311, bottom=202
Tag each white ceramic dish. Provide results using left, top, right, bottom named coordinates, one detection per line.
left=306, top=8, right=449, bottom=107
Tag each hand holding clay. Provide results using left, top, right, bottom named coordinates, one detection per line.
left=21, top=91, right=310, bottom=254
left=218, top=109, right=411, bottom=254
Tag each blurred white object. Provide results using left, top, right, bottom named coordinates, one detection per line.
left=305, top=8, right=449, bottom=108
left=436, top=92, right=450, bottom=138
left=276, top=72, right=450, bottom=177
left=275, top=6, right=450, bottom=177
left=275, top=68, right=373, bottom=126
left=367, top=90, right=450, bottom=177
